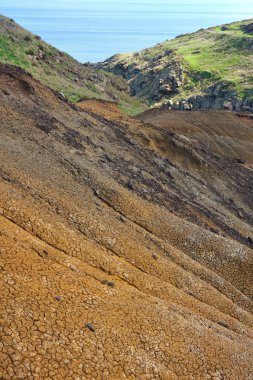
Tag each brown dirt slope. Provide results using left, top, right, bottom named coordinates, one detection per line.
left=138, top=108, right=253, bottom=164
left=1, top=64, right=253, bottom=379
left=77, top=99, right=127, bottom=121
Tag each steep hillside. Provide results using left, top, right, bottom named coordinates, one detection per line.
left=1, top=64, right=253, bottom=379
left=0, top=15, right=146, bottom=115
left=99, top=18, right=253, bottom=112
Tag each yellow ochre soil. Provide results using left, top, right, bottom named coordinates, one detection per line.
left=1, top=64, right=253, bottom=379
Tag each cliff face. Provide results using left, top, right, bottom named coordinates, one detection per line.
left=98, top=19, right=253, bottom=112
left=1, top=64, right=253, bottom=379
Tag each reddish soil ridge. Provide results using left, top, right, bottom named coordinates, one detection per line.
left=1, top=64, right=253, bottom=379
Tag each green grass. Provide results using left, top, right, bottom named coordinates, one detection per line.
left=169, top=23, right=253, bottom=99
left=0, top=34, right=32, bottom=69
left=119, top=93, right=147, bottom=116
left=0, top=15, right=146, bottom=115
left=106, top=18, right=253, bottom=105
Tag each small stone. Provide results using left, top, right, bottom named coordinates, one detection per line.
left=0, top=208, right=4, bottom=215
left=105, top=154, right=113, bottom=162
left=107, top=237, right=116, bottom=248
left=101, top=280, right=115, bottom=288
left=236, top=158, right=245, bottom=164
left=238, top=210, right=244, bottom=218
left=37, top=249, right=48, bottom=258
left=152, top=254, right=158, bottom=260
left=210, top=227, right=219, bottom=234
left=119, top=215, right=127, bottom=222
left=86, top=323, right=95, bottom=332
left=218, top=321, right=229, bottom=329
left=55, top=296, right=63, bottom=302
left=127, top=181, right=134, bottom=190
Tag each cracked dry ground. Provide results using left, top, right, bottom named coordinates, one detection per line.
left=1, top=64, right=253, bottom=379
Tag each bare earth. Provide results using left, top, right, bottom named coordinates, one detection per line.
left=1, top=65, right=253, bottom=379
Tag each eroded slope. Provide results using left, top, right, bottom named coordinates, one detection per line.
left=1, top=64, right=253, bottom=379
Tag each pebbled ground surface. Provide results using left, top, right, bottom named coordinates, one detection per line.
left=1, top=64, right=253, bottom=379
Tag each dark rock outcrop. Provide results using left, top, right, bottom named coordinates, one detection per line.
left=162, top=81, right=253, bottom=112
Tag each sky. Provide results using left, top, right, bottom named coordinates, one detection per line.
left=2, top=0, right=253, bottom=10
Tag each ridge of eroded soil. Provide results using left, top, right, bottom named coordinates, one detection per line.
left=1, top=64, right=253, bottom=379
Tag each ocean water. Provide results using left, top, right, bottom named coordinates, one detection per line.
left=1, top=1, right=253, bottom=63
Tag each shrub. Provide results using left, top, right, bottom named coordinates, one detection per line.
left=24, top=35, right=32, bottom=42
left=26, top=48, right=35, bottom=56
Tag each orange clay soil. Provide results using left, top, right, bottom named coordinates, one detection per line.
left=77, top=99, right=128, bottom=121
left=1, top=64, right=253, bottom=379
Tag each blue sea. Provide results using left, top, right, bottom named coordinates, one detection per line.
left=1, top=1, right=253, bottom=63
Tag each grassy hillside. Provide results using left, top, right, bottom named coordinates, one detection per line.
left=0, top=15, right=146, bottom=115
left=99, top=19, right=253, bottom=111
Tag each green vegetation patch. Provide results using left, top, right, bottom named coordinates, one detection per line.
left=0, top=15, right=145, bottom=115
left=106, top=18, right=253, bottom=105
